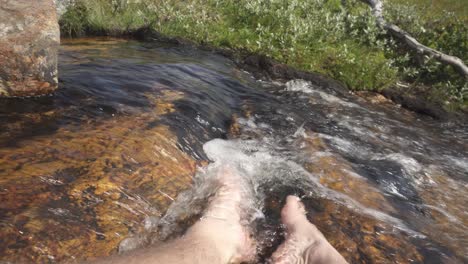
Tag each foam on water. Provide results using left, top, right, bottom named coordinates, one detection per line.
left=285, top=79, right=361, bottom=108
left=155, top=132, right=423, bottom=245
left=317, top=133, right=371, bottom=158
left=444, top=155, right=468, bottom=173
left=373, top=153, right=422, bottom=177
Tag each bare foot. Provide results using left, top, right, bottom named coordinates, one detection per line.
left=187, top=166, right=256, bottom=263
left=271, top=195, right=348, bottom=264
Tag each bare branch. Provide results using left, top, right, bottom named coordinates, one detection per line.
left=362, top=0, right=468, bottom=78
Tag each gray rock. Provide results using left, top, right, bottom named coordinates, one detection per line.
left=118, top=216, right=160, bottom=254
left=0, top=0, right=60, bottom=97
left=118, top=236, right=149, bottom=254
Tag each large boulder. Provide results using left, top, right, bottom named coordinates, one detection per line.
left=0, top=0, right=60, bottom=97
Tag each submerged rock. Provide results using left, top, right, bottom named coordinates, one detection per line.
left=0, top=0, right=60, bottom=97
left=0, top=115, right=198, bottom=262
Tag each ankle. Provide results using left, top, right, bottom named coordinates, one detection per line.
left=187, top=218, right=240, bottom=262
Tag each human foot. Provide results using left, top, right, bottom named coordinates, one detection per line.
left=187, top=166, right=256, bottom=263
left=271, top=195, right=347, bottom=264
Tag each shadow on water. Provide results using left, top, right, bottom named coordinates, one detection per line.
left=0, top=38, right=466, bottom=263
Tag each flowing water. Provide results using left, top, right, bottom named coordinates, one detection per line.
left=0, top=38, right=467, bottom=263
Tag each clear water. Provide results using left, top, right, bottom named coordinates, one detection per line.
left=0, top=38, right=466, bottom=263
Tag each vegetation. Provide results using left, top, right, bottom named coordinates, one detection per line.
left=59, top=0, right=467, bottom=110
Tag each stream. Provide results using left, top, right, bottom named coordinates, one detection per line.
left=0, top=38, right=467, bottom=263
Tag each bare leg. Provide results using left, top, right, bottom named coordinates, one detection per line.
left=271, top=196, right=348, bottom=264
left=89, top=166, right=255, bottom=264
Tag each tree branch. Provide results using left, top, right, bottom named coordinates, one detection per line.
left=362, top=0, right=468, bottom=79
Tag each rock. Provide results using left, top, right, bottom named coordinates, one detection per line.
left=0, top=81, right=198, bottom=262
left=118, top=236, right=149, bottom=254
left=381, top=87, right=448, bottom=120
left=0, top=0, right=60, bottom=97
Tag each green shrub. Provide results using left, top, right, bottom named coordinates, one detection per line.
left=60, top=0, right=158, bottom=36
left=59, top=1, right=88, bottom=37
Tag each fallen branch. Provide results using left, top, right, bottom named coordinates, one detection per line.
left=362, top=0, right=468, bottom=79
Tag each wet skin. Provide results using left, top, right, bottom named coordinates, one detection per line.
left=271, top=196, right=348, bottom=264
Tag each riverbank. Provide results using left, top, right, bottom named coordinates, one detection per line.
left=58, top=0, right=467, bottom=118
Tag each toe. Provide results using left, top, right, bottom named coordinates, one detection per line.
left=281, top=195, right=308, bottom=228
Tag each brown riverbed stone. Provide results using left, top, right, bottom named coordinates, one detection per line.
left=291, top=133, right=424, bottom=263
left=0, top=0, right=59, bottom=97
left=355, top=91, right=393, bottom=105
left=0, top=89, right=198, bottom=262
left=296, top=131, right=468, bottom=262
left=414, top=167, right=468, bottom=260
left=300, top=133, right=396, bottom=214
left=304, top=195, right=424, bottom=264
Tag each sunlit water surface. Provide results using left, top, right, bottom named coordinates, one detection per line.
left=0, top=38, right=467, bottom=263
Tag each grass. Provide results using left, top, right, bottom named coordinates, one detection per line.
left=389, top=0, right=467, bottom=19
left=59, top=0, right=467, bottom=110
